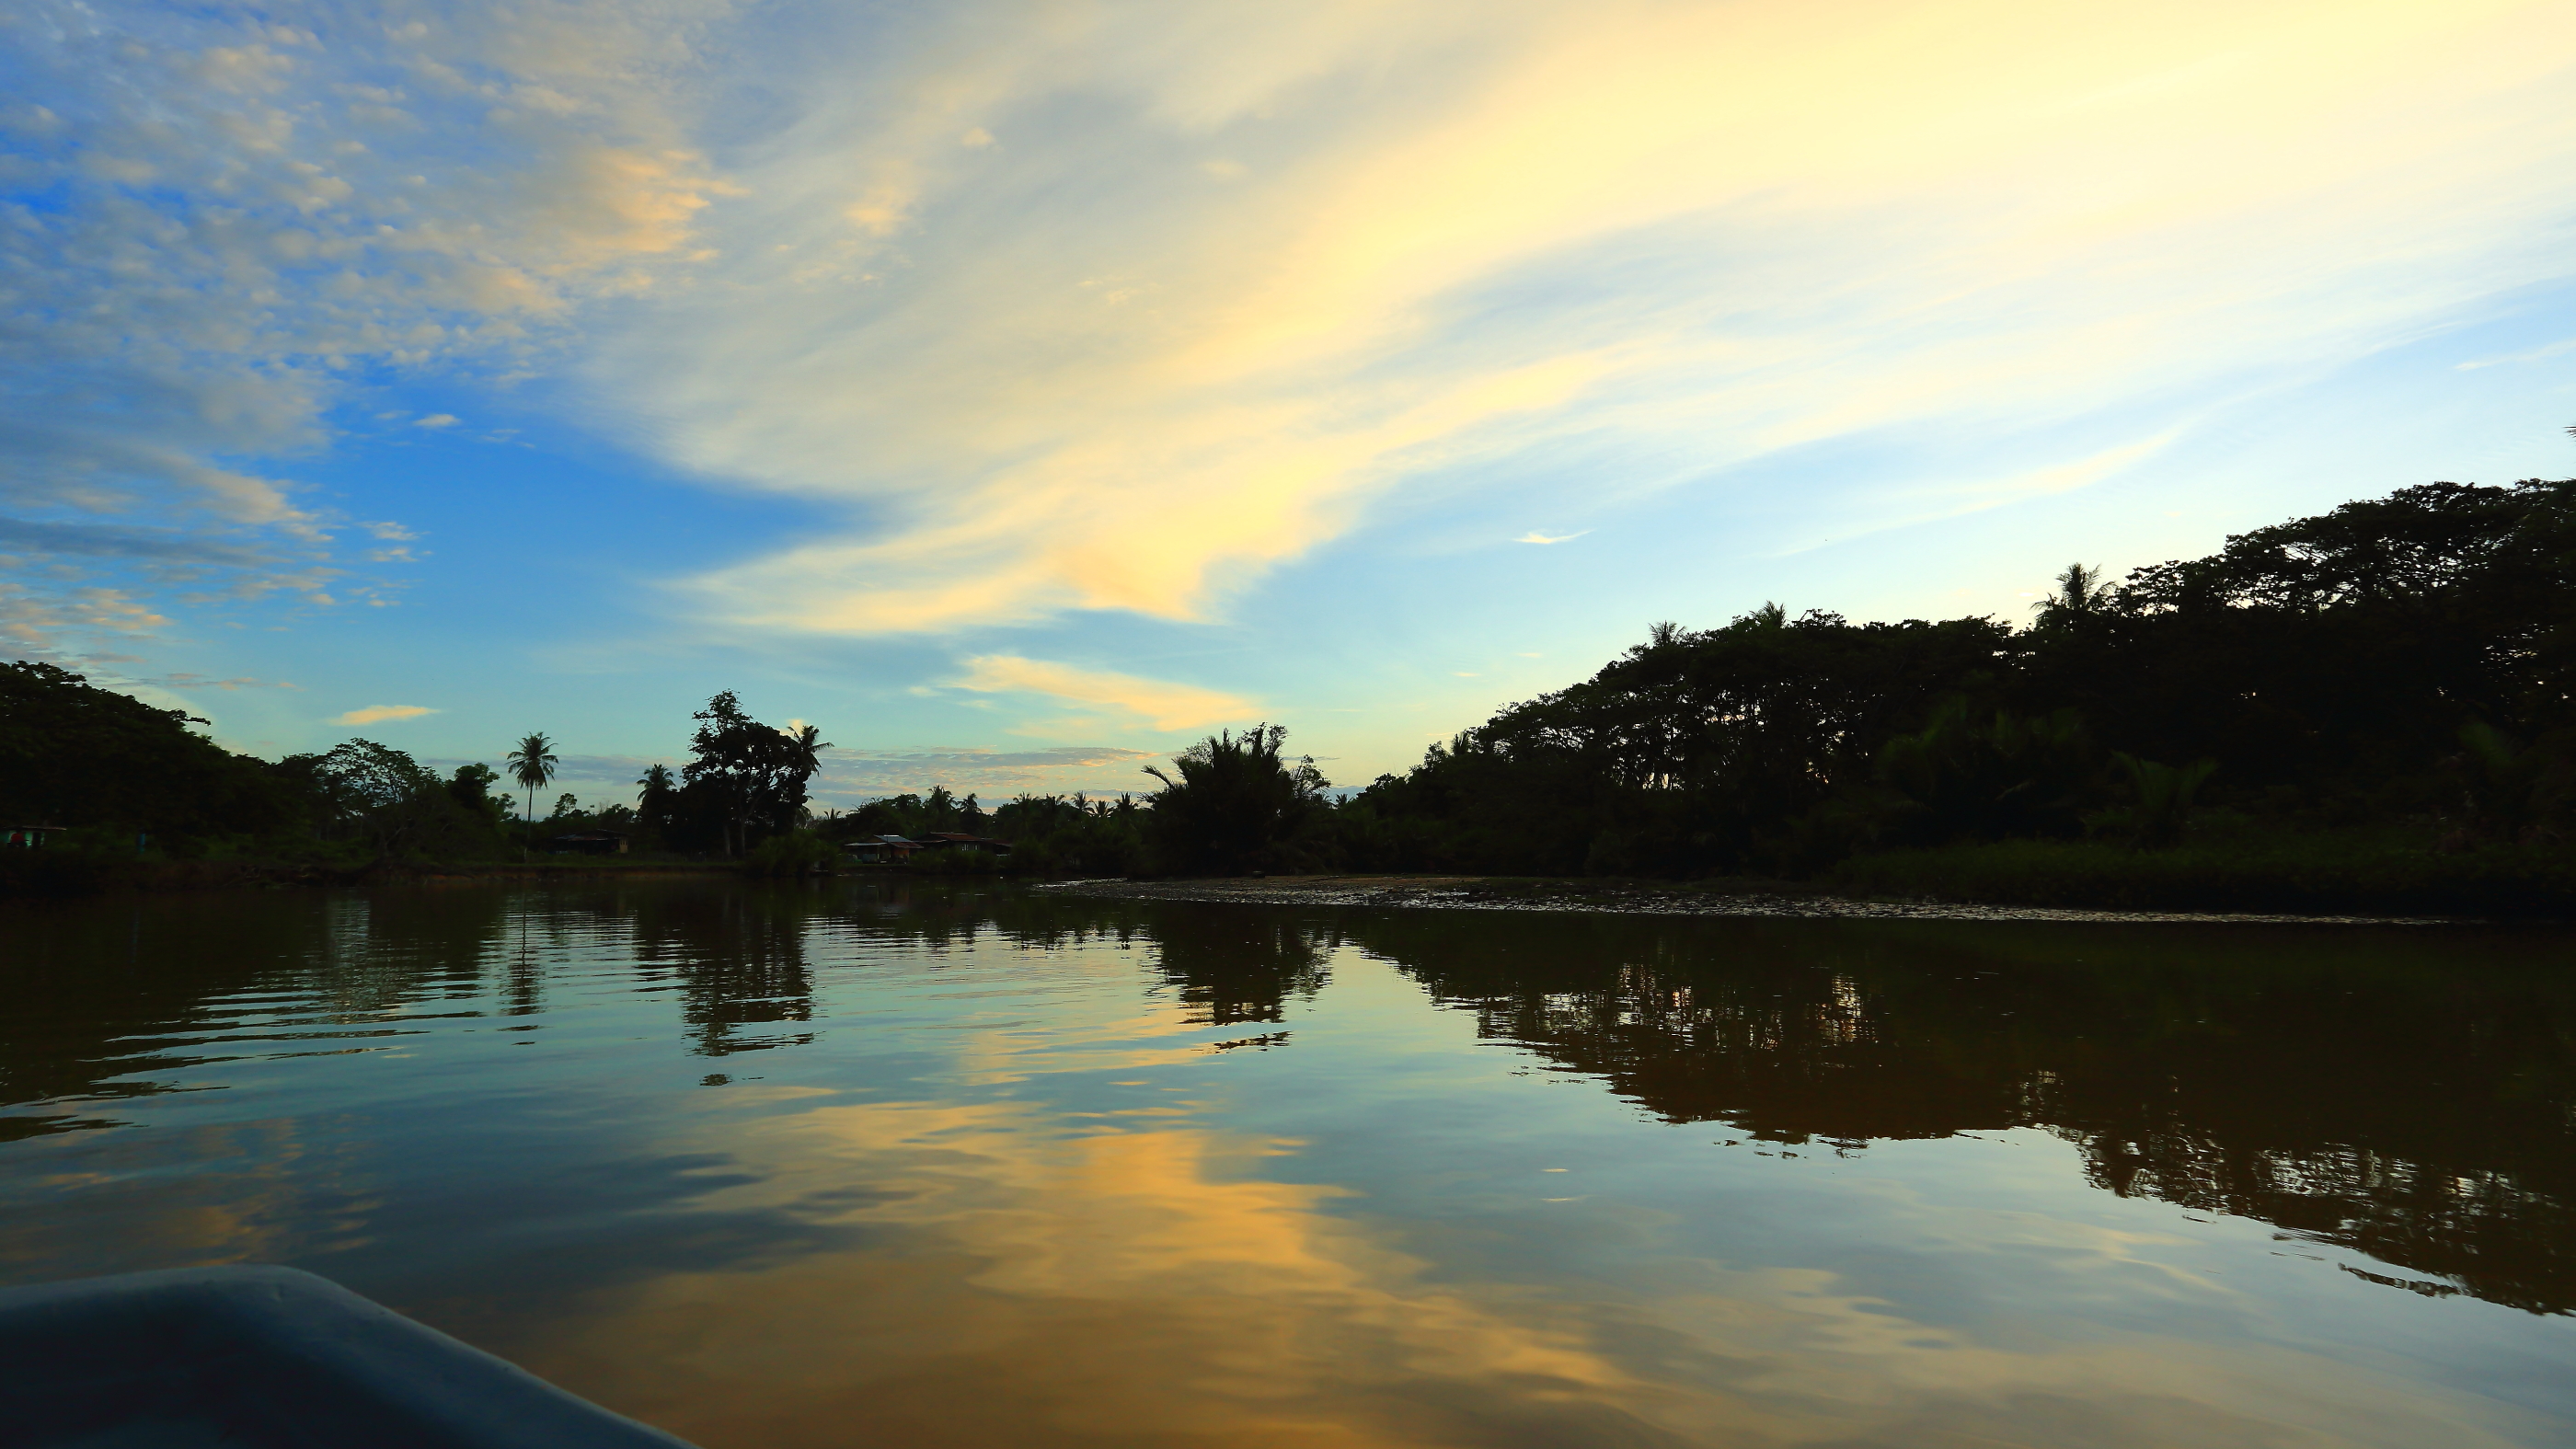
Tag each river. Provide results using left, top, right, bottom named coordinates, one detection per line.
left=3, top=880, right=2570, bottom=1447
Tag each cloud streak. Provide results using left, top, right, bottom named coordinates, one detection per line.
left=624, top=0, right=2576, bottom=635
left=0, top=0, right=728, bottom=652
left=11, top=0, right=2574, bottom=661
left=334, top=704, right=439, bottom=726
left=953, top=657, right=1258, bottom=732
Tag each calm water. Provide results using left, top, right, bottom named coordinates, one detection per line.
left=4, top=881, right=2572, bottom=1448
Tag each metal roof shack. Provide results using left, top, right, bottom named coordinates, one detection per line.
left=545, top=831, right=629, bottom=857
left=844, top=833, right=1014, bottom=864
left=4, top=825, right=63, bottom=849
left=911, top=833, right=1013, bottom=855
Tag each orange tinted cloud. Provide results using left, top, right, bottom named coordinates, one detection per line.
left=611, top=0, right=2572, bottom=632
left=954, top=656, right=1257, bottom=732
left=333, top=704, right=437, bottom=726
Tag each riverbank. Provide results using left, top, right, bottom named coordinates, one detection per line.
left=1815, top=834, right=2576, bottom=918
left=1032, top=873, right=2461, bottom=925
left=0, top=856, right=747, bottom=897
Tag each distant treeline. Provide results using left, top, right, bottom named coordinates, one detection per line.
left=829, top=473, right=2576, bottom=899
left=1316, top=476, right=2576, bottom=889
left=10, top=473, right=2576, bottom=903
left=0, top=673, right=839, bottom=879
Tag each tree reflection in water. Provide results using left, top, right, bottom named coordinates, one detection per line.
left=627, top=888, right=819, bottom=1058
left=1337, top=912, right=2576, bottom=1316
left=3, top=883, right=2569, bottom=1319
left=1144, top=905, right=1339, bottom=1028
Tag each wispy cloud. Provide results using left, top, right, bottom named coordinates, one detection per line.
left=334, top=705, right=439, bottom=726
left=1516, top=531, right=1589, bottom=546
left=816, top=744, right=1163, bottom=801
left=11, top=0, right=2574, bottom=661
left=0, top=0, right=726, bottom=650
left=131, top=673, right=300, bottom=692
left=0, top=583, right=171, bottom=652
left=953, top=656, right=1257, bottom=731
left=2455, top=338, right=2576, bottom=371
left=631, top=0, right=2576, bottom=635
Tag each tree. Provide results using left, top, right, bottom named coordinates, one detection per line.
left=787, top=723, right=829, bottom=778
left=447, top=763, right=510, bottom=827
left=505, top=732, right=559, bottom=823
left=680, top=693, right=826, bottom=857
left=1144, top=723, right=1330, bottom=875
left=637, top=762, right=676, bottom=842
left=0, top=661, right=293, bottom=845
left=2033, top=563, right=2114, bottom=623
left=277, top=739, right=493, bottom=858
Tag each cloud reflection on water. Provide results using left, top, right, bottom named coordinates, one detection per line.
left=508, top=1085, right=2537, bottom=1449
left=3, top=883, right=2572, bottom=1447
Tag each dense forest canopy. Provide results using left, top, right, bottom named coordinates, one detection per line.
left=1329, top=476, right=2576, bottom=879
left=7, top=474, right=2574, bottom=895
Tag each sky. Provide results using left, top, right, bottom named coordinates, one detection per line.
left=5, top=0, right=2573, bottom=811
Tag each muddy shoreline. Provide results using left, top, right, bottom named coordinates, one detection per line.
left=1032, top=873, right=2461, bottom=926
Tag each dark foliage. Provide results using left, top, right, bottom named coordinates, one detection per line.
left=1143, top=724, right=1330, bottom=875
left=1341, top=477, right=2576, bottom=877
left=987, top=792, right=1146, bottom=876
left=272, top=739, right=506, bottom=860
left=1339, top=608, right=2018, bottom=874
left=823, top=787, right=987, bottom=842
left=0, top=662, right=296, bottom=845
left=671, top=692, right=828, bottom=857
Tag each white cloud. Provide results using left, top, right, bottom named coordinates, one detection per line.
left=815, top=744, right=1163, bottom=801
left=12, top=0, right=2575, bottom=654
left=1516, top=531, right=1589, bottom=545
left=953, top=656, right=1258, bottom=731
left=128, top=673, right=301, bottom=692
left=413, top=414, right=463, bottom=429
left=0, top=0, right=728, bottom=650
left=622, top=0, right=2576, bottom=636
left=334, top=704, right=439, bottom=726
left=0, top=583, right=172, bottom=654
left=2455, top=338, right=2576, bottom=371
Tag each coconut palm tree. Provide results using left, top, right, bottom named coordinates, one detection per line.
left=786, top=722, right=829, bottom=776
left=2036, top=562, right=2115, bottom=620
left=504, top=731, right=559, bottom=824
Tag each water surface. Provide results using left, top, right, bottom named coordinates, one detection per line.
left=4, top=881, right=2571, bottom=1447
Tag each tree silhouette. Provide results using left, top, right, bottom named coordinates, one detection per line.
left=1144, top=723, right=1329, bottom=874
left=2035, top=562, right=2114, bottom=619
left=680, top=694, right=828, bottom=856
left=504, top=732, right=559, bottom=825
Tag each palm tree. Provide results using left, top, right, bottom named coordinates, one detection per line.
left=779, top=723, right=831, bottom=834
left=635, top=762, right=674, bottom=842
left=2036, top=562, right=2115, bottom=619
left=786, top=722, right=830, bottom=776
left=505, top=732, right=559, bottom=824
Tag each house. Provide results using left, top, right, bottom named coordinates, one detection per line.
left=545, top=831, right=629, bottom=857
left=843, top=833, right=1014, bottom=864
left=4, top=825, right=62, bottom=849
left=912, top=833, right=1014, bottom=856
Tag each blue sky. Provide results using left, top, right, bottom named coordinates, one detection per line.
left=5, top=0, right=2573, bottom=811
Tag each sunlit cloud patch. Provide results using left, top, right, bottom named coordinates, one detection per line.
left=953, top=657, right=1259, bottom=733
left=333, top=704, right=439, bottom=726
left=5, top=0, right=2572, bottom=767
